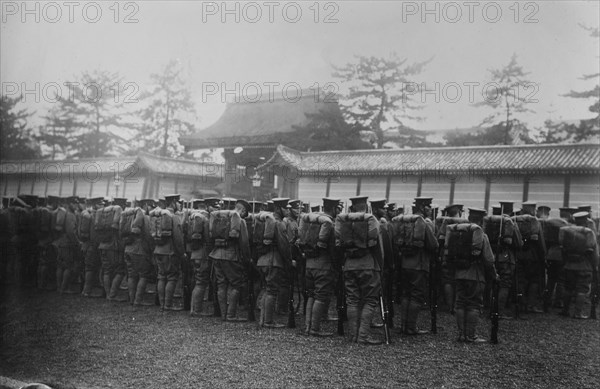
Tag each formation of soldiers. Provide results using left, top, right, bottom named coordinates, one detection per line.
left=1, top=192, right=598, bottom=346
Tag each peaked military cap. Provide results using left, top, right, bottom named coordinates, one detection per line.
left=537, top=205, right=551, bottom=213
left=272, top=198, right=290, bottom=208
left=247, top=200, right=263, bottom=212
left=468, top=207, right=487, bottom=216
left=349, top=196, right=368, bottom=205
left=573, top=211, right=589, bottom=219
left=322, top=197, right=341, bottom=209
left=311, top=205, right=321, bottom=212
left=491, top=205, right=501, bottom=215
left=266, top=200, right=275, bottom=212
left=87, top=197, right=105, bottom=206
left=370, top=198, right=387, bottom=210
left=164, top=194, right=180, bottom=203
left=414, top=197, right=433, bottom=207
left=236, top=199, right=252, bottom=213
left=113, top=197, right=127, bottom=207
left=498, top=201, right=514, bottom=215
left=387, top=203, right=396, bottom=211
left=65, top=195, right=79, bottom=203
left=577, top=205, right=592, bottom=213
left=288, top=199, right=301, bottom=209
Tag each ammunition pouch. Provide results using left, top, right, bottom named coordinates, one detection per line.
left=345, top=247, right=369, bottom=259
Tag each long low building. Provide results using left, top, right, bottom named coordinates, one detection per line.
left=0, top=152, right=243, bottom=200
left=259, top=143, right=600, bottom=217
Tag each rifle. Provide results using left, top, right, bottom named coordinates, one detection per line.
left=380, top=293, right=391, bottom=344
left=430, top=245, right=441, bottom=334
left=210, top=261, right=221, bottom=318
left=336, top=264, right=346, bottom=336
left=490, top=276, right=500, bottom=344
left=182, top=202, right=192, bottom=311
left=287, top=265, right=296, bottom=328
left=591, top=267, right=599, bottom=320
left=247, top=203, right=258, bottom=322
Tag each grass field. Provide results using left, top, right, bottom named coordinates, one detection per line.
left=1, top=286, right=599, bottom=389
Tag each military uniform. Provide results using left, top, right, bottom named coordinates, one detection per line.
left=209, top=199, right=252, bottom=321
left=257, top=198, right=292, bottom=328
left=398, top=197, right=439, bottom=336
left=304, top=198, right=340, bottom=337
left=124, top=201, right=155, bottom=305
left=54, top=197, right=80, bottom=294
left=560, top=212, right=599, bottom=319
left=279, top=199, right=301, bottom=315
left=339, top=196, right=384, bottom=345
left=80, top=197, right=103, bottom=297
left=189, top=199, right=215, bottom=316
left=153, top=195, right=186, bottom=311
left=450, top=208, right=498, bottom=343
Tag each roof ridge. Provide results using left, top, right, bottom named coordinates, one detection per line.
left=223, top=87, right=339, bottom=106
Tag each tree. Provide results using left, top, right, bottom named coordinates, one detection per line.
left=0, top=95, right=40, bottom=159
left=39, top=106, right=79, bottom=159
left=557, top=25, right=599, bottom=142
left=445, top=122, right=532, bottom=147
left=136, top=60, right=197, bottom=158
left=288, top=106, right=371, bottom=151
left=333, top=54, right=430, bottom=148
left=43, top=70, right=132, bottom=158
left=474, top=54, right=535, bottom=145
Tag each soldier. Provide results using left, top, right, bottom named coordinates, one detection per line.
left=337, top=196, right=384, bottom=345
left=208, top=198, right=252, bottom=321
left=257, top=198, right=293, bottom=328
left=301, top=197, right=341, bottom=337
left=150, top=194, right=185, bottom=311
left=80, top=197, right=104, bottom=297
left=447, top=208, right=498, bottom=343
left=396, top=196, right=438, bottom=335
left=124, top=199, right=155, bottom=306
left=278, top=199, right=301, bottom=315
left=559, top=207, right=577, bottom=223
left=560, top=212, right=599, bottom=319
left=438, top=204, right=466, bottom=315
left=18, top=194, right=39, bottom=287
left=54, top=196, right=80, bottom=294
left=106, top=197, right=128, bottom=302
left=536, top=205, right=551, bottom=220
left=190, top=199, right=215, bottom=317
left=370, top=198, right=393, bottom=329
left=541, top=213, right=569, bottom=310
left=515, top=201, right=547, bottom=313
left=486, top=201, right=523, bottom=320
left=34, top=196, right=55, bottom=291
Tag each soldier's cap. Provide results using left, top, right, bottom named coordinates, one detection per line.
left=47, top=195, right=60, bottom=205
left=64, top=195, right=79, bottom=203
left=272, top=197, right=290, bottom=208
left=573, top=211, right=589, bottom=219
left=414, top=197, right=433, bottom=208
left=18, top=194, right=38, bottom=206
left=369, top=198, right=387, bottom=210
left=139, top=198, right=155, bottom=206
left=577, top=205, right=592, bottom=212
left=522, top=201, right=537, bottom=209
left=236, top=199, right=252, bottom=213
left=322, top=197, right=341, bottom=209
left=192, top=198, right=205, bottom=205
left=87, top=197, right=105, bottom=206
left=164, top=194, right=180, bottom=203
left=248, top=200, right=262, bottom=212
left=349, top=196, right=368, bottom=205
left=468, top=207, right=487, bottom=216
left=113, top=197, right=127, bottom=206
left=387, top=203, right=396, bottom=211
left=288, top=199, right=301, bottom=209
left=537, top=205, right=551, bottom=212
left=301, top=203, right=310, bottom=213
left=444, top=204, right=463, bottom=211
left=311, top=205, right=321, bottom=212
left=559, top=207, right=577, bottom=214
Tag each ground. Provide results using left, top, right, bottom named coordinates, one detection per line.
left=1, top=287, right=599, bottom=389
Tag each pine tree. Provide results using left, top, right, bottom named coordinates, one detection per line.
left=0, top=95, right=40, bottom=159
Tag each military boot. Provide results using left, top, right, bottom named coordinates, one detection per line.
left=262, top=294, right=285, bottom=328
left=165, top=280, right=183, bottom=311
left=190, top=285, right=208, bottom=316
left=455, top=308, right=466, bottom=342
left=108, top=273, right=127, bottom=302
left=133, top=278, right=152, bottom=306
left=498, top=288, right=514, bottom=320
left=396, top=298, right=409, bottom=334
left=560, top=291, right=572, bottom=317
left=157, top=279, right=166, bottom=309
left=127, top=275, right=138, bottom=304
left=82, top=271, right=95, bottom=296
left=216, top=286, right=228, bottom=320
left=309, top=300, right=334, bottom=337
left=357, top=303, right=383, bottom=345
left=346, top=304, right=359, bottom=343
left=404, top=301, right=429, bottom=335
left=227, top=288, right=247, bottom=322
left=444, top=284, right=455, bottom=314
left=573, top=293, right=589, bottom=319
left=465, top=310, right=487, bottom=343
left=527, top=283, right=543, bottom=313
left=276, top=286, right=289, bottom=315
left=304, top=297, right=315, bottom=335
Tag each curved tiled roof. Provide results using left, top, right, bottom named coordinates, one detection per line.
left=180, top=89, right=340, bottom=149
left=260, top=143, right=600, bottom=176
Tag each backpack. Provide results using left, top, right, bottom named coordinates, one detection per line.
left=435, top=216, right=469, bottom=241
left=52, top=207, right=68, bottom=233
left=149, top=208, right=174, bottom=245
left=298, top=213, right=334, bottom=256
left=120, top=208, right=141, bottom=245
left=483, top=216, right=515, bottom=247
left=444, top=223, right=484, bottom=269
left=33, top=207, right=52, bottom=235
left=390, top=215, right=427, bottom=251
left=188, top=210, right=209, bottom=250
left=335, top=212, right=379, bottom=249
left=559, top=226, right=596, bottom=259
left=249, top=212, right=276, bottom=246
left=512, top=215, right=541, bottom=242
left=78, top=209, right=94, bottom=241
left=209, top=210, right=242, bottom=247
left=541, top=218, right=569, bottom=246
left=94, top=205, right=122, bottom=243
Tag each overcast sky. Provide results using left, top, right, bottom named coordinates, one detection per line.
left=2, top=0, right=599, bottom=132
